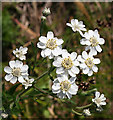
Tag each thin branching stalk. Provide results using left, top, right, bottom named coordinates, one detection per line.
left=75, top=103, right=92, bottom=109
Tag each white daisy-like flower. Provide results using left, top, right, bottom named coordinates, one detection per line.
left=83, top=109, right=91, bottom=116
left=37, top=31, right=64, bottom=59
left=77, top=51, right=100, bottom=76
left=92, top=91, right=106, bottom=107
left=43, top=7, right=51, bottom=16
left=22, top=77, right=34, bottom=89
left=53, top=50, right=80, bottom=77
left=80, top=30, right=105, bottom=55
left=66, top=19, right=86, bottom=36
left=4, top=60, right=29, bottom=84
left=52, top=74, right=78, bottom=99
left=13, top=46, right=28, bottom=60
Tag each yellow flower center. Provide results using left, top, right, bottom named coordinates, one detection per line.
left=60, top=80, right=71, bottom=91
left=12, top=68, right=21, bottom=77
left=46, top=39, right=57, bottom=50
left=95, top=98, right=101, bottom=104
left=90, top=37, right=99, bottom=46
left=73, top=25, right=80, bottom=31
left=85, top=58, right=94, bottom=68
left=62, top=57, right=73, bottom=69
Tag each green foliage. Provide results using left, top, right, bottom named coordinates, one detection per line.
left=2, top=7, right=19, bottom=47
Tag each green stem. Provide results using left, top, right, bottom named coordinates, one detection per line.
left=40, top=20, right=44, bottom=36
left=72, top=109, right=82, bottom=116
left=75, top=103, right=92, bottom=109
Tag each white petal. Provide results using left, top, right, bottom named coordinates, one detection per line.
left=85, top=46, right=90, bottom=51
left=82, top=51, right=88, bottom=59
left=21, top=65, right=28, bottom=72
left=9, top=61, right=16, bottom=68
left=96, top=45, right=102, bottom=52
left=57, top=91, right=66, bottom=99
left=71, top=19, right=76, bottom=25
left=66, top=92, right=72, bottom=99
left=4, top=66, right=12, bottom=73
left=10, top=77, right=17, bottom=84
left=56, top=67, right=64, bottom=74
left=52, top=89, right=61, bottom=94
left=100, top=102, right=106, bottom=105
left=52, top=83, right=60, bottom=90
left=44, top=48, right=51, bottom=56
left=78, top=30, right=84, bottom=37
left=37, top=42, right=46, bottom=49
left=88, top=30, right=94, bottom=37
left=70, top=52, right=77, bottom=60
left=80, top=63, right=87, bottom=68
left=80, top=39, right=87, bottom=45
left=66, top=23, right=72, bottom=27
left=94, top=29, right=100, bottom=38
left=88, top=70, right=93, bottom=76
left=73, top=60, right=79, bottom=66
left=52, top=47, right=62, bottom=56
left=62, top=51, right=69, bottom=58
left=71, top=66, right=79, bottom=74
left=68, top=84, right=78, bottom=95
left=5, top=74, right=13, bottom=81
left=39, top=36, right=47, bottom=43
left=18, top=76, right=25, bottom=83
left=83, top=67, right=89, bottom=74
left=20, top=55, right=26, bottom=60
left=48, top=53, right=54, bottom=59
left=95, top=91, right=100, bottom=98
left=21, top=47, right=28, bottom=54
left=56, top=39, right=64, bottom=45
left=100, top=94, right=106, bottom=101
left=93, top=58, right=100, bottom=64
left=69, top=77, right=76, bottom=84
left=53, top=58, right=62, bottom=67
left=98, top=38, right=105, bottom=45
left=77, top=55, right=85, bottom=62
left=47, top=31, right=54, bottom=39
left=15, top=60, right=23, bottom=68
left=92, top=65, right=98, bottom=72
left=89, top=47, right=97, bottom=56
left=68, top=70, right=76, bottom=77
left=41, top=50, right=46, bottom=58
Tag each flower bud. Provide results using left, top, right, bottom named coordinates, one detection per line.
left=43, top=7, right=51, bottom=16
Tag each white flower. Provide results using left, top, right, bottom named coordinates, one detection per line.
left=37, top=31, right=64, bottom=59
left=52, top=74, right=78, bottom=99
left=1, top=113, right=8, bottom=118
left=66, top=19, right=86, bottom=36
left=83, top=109, right=91, bottom=116
left=22, top=77, right=34, bottom=89
left=92, top=91, right=106, bottom=107
left=80, top=30, right=105, bottom=55
left=13, top=46, right=28, bottom=60
left=53, top=50, right=80, bottom=77
left=43, top=7, right=51, bottom=15
left=4, top=60, right=29, bottom=84
left=77, top=51, right=100, bottom=76
left=41, top=16, right=46, bottom=21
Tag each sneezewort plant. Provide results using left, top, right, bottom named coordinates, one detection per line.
left=3, top=7, right=107, bottom=118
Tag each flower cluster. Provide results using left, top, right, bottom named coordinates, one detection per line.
left=37, top=18, right=106, bottom=102
left=4, top=10, right=107, bottom=116
left=4, top=46, right=34, bottom=89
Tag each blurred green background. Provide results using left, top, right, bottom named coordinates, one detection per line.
left=2, top=2, right=112, bottom=119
